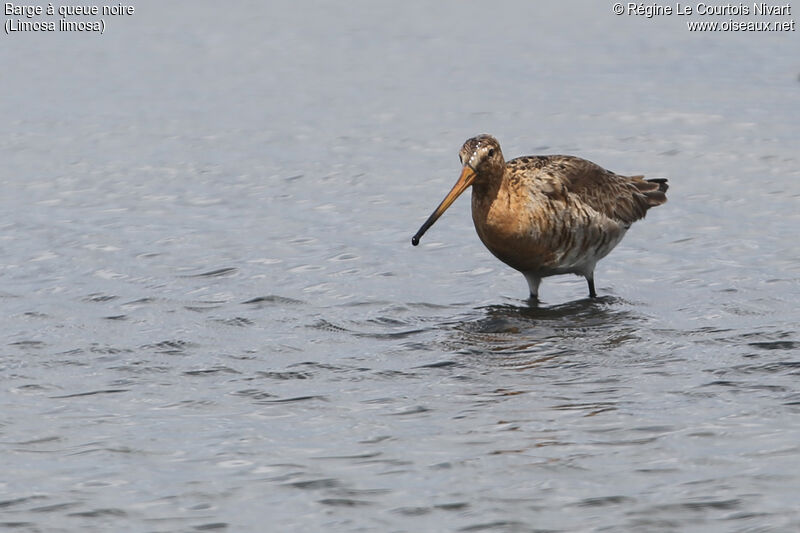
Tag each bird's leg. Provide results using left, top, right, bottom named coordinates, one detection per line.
left=586, top=275, right=597, bottom=298
left=524, top=273, right=541, bottom=302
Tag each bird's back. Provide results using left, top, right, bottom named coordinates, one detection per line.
left=506, top=155, right=668, bottom=227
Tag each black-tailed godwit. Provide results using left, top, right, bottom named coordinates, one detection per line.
left=411, top=134, right=668, bottom=300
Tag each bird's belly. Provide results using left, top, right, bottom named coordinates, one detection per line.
left=473, top=201, right=626, bottom=276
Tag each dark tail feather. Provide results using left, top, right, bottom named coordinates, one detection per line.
left=644, top=178, right=668, bottom=207
left=647, top=178, right=669, bottom=193
left=631, top=177, right=668, bottom=208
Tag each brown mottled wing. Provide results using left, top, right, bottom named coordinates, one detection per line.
left=510, top=156, right=668, bottom=225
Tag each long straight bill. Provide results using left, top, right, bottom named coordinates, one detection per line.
left=411, top=166, right=476, bottom=246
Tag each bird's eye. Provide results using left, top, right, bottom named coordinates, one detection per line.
left=487, top=148, right=495, bottom=157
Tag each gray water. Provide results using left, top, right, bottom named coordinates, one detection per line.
left=2, top=1, right=799, bottom=531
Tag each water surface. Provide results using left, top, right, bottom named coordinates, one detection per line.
left=2, top=1, right=799, bottom=531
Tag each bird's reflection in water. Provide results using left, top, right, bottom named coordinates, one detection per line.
left=441, top=295, right=645, bottom=370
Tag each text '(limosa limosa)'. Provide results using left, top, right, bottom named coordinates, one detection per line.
left=411, top=134, right=668, bottom=301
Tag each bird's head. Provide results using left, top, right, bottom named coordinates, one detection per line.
left=412, top=134, right=505, bottom=246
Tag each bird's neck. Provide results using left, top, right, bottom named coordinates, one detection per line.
left=471, top=168, right=506, bottom=201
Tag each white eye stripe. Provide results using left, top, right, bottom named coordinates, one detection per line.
left=468, top=144, right=481, bottom=166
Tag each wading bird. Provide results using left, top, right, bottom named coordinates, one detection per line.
left=411, top=134, right=668, bottom=301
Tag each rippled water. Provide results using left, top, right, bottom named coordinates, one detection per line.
left=2, top=1, right=799, bottom=531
